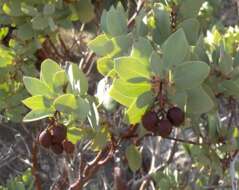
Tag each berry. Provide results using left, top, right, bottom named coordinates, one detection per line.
left=141, top=111, right=159, bottom=132
left=62, top=140, right=75, bottom=154
left=167, top=107, right=185, bottom=127
left=38, top=130, right=52, bottom=148
left=157, top=119, right=172, bottom=138
left=50, top=125, right=67, bottom=143
left=51, top=144, right=63, bottom=154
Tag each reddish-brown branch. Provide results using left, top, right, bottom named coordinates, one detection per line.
left=120, top=124, right=138, bottom=139
left=45, top=36, right=64, bottom=60
left=32, top=140, right=42, bottom=190
left=69, top=145, right=114, bottom=190
left=58, top=34, right=70, bottom=58
left=114, top=166, right=128, bottom=190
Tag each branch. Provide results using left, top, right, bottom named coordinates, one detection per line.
left=32, top=140, right=42, bottom=190
left=127, top=0, right=146, bottom=28
left=69, top=145, right=114, bottom=190
left=165, top=136, right=203, bottom=145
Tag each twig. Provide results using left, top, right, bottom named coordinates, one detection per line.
left=137, top=132, right=203, bottom=146
left=32, top=140, right=42, bottom=190
left=165, top=136, right=203, bottom=145
left=58, top=34, right=70, bottom=58
left=127, top=0, right=146, bottom=28
left=69, top=145, right=114, bottom=190
left=46, top=36, right=64, bottom=60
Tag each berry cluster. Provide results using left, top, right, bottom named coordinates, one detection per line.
left=38, top=124, right=75, bottom=155
left=142, top=107, right=185, bottom=137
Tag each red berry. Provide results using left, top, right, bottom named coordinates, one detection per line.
left=167, top=107, right=185, bottom=127
left=141, top=111, right=159, bottom=132
left=38, top=130, right=52, bottom=148
left=157, top=119, right=172, bottom=138
left=62, top=140, right=75, bottom=154
left=51, top=143, right=63, bottom=154
left=50, top=125, right=67, bottom=143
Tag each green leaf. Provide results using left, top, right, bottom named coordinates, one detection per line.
left=234, top=52, right=239, bottom=65
left=180, top=0, right=204, bottom=19
left=70, top=0, right=95, bottom=22
left=31, top=15, right=49, bottom=30
left=135, top=10, right=148, bottom=37
left=106, top=3, right=127, bottom=36
left=131, top=37, right=153, bottom=65
left=74, top=97, right=90, bottom=121
left=87, top=98, right=99, bottom=128
left=3, top=1, right=22, bottom=17
left=153, top=8, right=171, bottom=45
left=43, top=4, right=55, bottom=15
left=219, top=52, right=233, bottom=75
left=112, top=34, right=132, bottom=55
left=207, top=113, right=220, bottom=143
left=173, top=61, right=210, bottom=90
left=67, top=63, right=88, bottom=96
left=112, top=79, right=151, bottom=98
left=67, top=126, right=82, bottom=144
left=195, top=35, right=209, bottom=63
left=21, top=3, right=38, bottom=16
left=89, top=34, right=131, bottom=58
left=22, top=95, right=51, bottom=110
left=48, top=17, right=57, bottom=31
left=40, top=59, right=62, bottom=87
left=23, top=77, right=53, bottom=97
left=91, top=127, right=110, bottom=151
left=109, top=82, right=135, bottom=107
left=97, top=57, right=114, bottom=76
left=53, top=70, right=67, bottom=92
left=150, top=51, right=164, bottom=76
left=100, top=10, right=108, bottom=34
left=162, top=29, right=190, bottom=68
left=220, top=80, right=239, bottom=98
left=0, top=48, right=14, bottom=67
left=88, top=34, right=114, bottom=56
left=180, top=18, right=200, bottom=45
left=16, top=23, right=34, bottom=41
left=54, top=94, right=77, bottom=113
left=23, top=108, right=54, bottom=122
left=126, top=91, right=155, bottom=124
left=15, top=182, right=25, bottom=190
left=167, top=90, right=187, bottom=109
left=153, top=172, right=172, bottom=189
left=125, top=145, right=142, bottom=172
left=186, top=86, right=214, bottom=114
left=115, top=57, right=151, bottom=81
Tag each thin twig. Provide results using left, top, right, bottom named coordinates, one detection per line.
left=32, top=140, right=42, bottom=190
left=127, top=0, right=146, bottom=28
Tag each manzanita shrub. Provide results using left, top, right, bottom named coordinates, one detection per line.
left=1, top=0, right=239, bottom=189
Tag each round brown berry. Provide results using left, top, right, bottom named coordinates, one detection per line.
left=157, top=119, right=172, bottom=138
left=167, top=107, right=185, bottom=127
left=50, top=125, right=67, bottom=143
left=51, top=143, right=63, bottom=154
left=62, top=140, right=75, bottom=154
left=141, top=111, right=159, bottom=132
left=38, top=130, right=52, bottom=148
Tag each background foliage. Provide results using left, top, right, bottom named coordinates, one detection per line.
left=0, top=0, right=239, bottom=190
